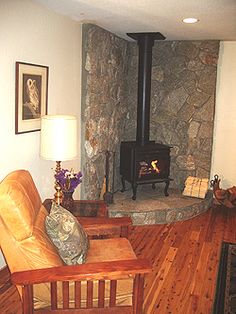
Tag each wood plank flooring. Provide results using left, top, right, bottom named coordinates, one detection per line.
left=0, top=205, right=235, bottom=313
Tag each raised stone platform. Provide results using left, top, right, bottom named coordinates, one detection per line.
left=108, top=185, right=213, bottom=225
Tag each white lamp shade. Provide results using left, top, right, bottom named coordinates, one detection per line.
left=40, top=115, right=78, bottom=161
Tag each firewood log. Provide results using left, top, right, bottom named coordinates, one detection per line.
left=211, top=175, right=236, bottom=208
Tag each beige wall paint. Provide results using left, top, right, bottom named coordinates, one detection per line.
left=211, top=42, right=236, bottom=188
left=0, top=0, right=82, bottom=268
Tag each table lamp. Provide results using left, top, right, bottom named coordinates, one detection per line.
left=40, top=115, right=78, bottom=205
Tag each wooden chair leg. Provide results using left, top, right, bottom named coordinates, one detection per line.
left=133, top=274, right=145, bottom=314
left=22, top=285, right=34, bottom=314
left=121, top=225, right=129, bottom=238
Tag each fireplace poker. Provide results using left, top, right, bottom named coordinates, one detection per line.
left=103, top=150, right=113, bottom=204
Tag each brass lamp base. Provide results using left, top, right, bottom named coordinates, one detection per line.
left=54, top=161, right=63, bottom=205
left=54, top=182, right=63, bottom=205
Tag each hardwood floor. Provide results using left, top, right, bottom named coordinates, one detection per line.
left=1, top=205, right=235, bottom=313
left=0, top=267, right=21, bottom=314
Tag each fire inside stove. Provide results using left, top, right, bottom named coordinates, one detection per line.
left=120, top=141, right=172, bottom=200
left=138, top=159, right=160, bottom=178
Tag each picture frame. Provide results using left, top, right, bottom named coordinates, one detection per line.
left=15, top=61, right=49, bottom=134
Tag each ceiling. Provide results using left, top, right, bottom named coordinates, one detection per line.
left=35, top=0, right=236, bottom=41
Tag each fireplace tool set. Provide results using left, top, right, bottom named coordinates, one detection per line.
left=102, top=150, right=115, bottom=204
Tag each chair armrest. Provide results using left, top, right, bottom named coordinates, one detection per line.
left=78, top=217, right=132, bottom=238
left=11, top=259, right=151, bottom=285
left=43, top=199, right=107, bottom=217
left=73, top=200, right=107, bottom=217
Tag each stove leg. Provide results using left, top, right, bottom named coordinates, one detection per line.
left=132, top=184, right=137, bottom=200
left=164, top=180, right=170, bottom=196
left=121, top=176, right=126, bottom=192
left=152, top=183, right=156, bottom=190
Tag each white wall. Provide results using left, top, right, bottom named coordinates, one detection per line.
left=0, top=0, right=82, bottom=268
left=0, top=1, right=235, bottom=271
left=211, top=42, right=236, bottom=188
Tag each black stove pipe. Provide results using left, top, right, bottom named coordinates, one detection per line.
left=127, top=32, right=165, bottom=146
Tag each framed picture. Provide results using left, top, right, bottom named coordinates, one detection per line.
left=15, top=62, right=49, bottom=134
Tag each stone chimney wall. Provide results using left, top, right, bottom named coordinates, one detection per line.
left=152, top=41, right=219, bottom=188
left=123, top=40, right=219, bottom=189
left=81, top=23, right=220, bottom=198
left=81, top=24, right=131, bottom=199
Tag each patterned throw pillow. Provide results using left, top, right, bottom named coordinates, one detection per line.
left=45, top=203, right=89, bottom=265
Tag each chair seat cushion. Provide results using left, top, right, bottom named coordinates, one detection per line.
left=34, top=238, right=136, bottom=309
left=87, top=237, right=137, bottom=263
left=45, top=203, right=89, bottom=265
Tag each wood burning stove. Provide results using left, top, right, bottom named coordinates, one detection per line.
left=120, top=32, right=172, bottom=200
left=120, top=141, right=172, bottom=200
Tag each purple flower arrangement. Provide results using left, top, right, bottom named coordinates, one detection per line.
left=54, top=169, right=82, bottom=192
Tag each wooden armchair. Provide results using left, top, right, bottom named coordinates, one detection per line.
left=0, top=170, right=151, bottom=314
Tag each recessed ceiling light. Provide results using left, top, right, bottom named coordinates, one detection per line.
left=182, top=17, right=199, bottom=24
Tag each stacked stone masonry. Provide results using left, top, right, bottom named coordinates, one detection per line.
left=81, top=24, right=220, bottom=199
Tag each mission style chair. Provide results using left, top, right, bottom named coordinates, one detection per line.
left=0, top=170, right=151, bottom=314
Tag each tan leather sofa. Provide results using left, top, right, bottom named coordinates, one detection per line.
left=0, top=170, right=151, bottom=314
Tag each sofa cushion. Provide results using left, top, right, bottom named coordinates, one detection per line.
left=45, top=203, right=89, bottom=265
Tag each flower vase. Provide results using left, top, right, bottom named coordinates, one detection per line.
left=61, top=190, right=75, bottom=212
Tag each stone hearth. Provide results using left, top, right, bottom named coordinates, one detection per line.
left=108, top=185, right=213, bottom=225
